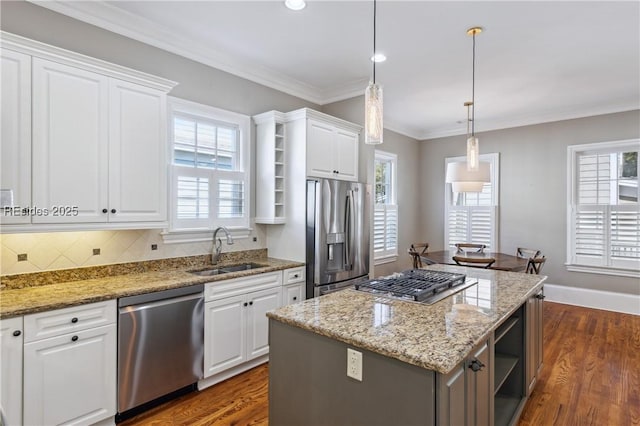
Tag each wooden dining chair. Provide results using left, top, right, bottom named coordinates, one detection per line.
left=526, top=256, right=547, bottom=274
left=408, top=243, right=430, bottom=269
left=452, top=255, right=495, bottom=268
left=455, top=243, right=486, bottom=253
left=516, top=247, right=542, bottom=259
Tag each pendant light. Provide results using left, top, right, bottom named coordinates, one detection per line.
left=466, top=27, right=482, bottom=171
left=364, top=0, right=383, bottom=145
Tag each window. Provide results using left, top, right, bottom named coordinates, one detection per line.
left=374, top=151, right=398, bottom=264
left=567, top=139, right=639, bottom=277
left=168, top=98, right=250, bottom=234
left=444, top=153, right=499, bottom=250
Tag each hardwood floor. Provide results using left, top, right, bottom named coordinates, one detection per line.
left=518, top=302, right=640, bottom=426
left=121, top=302, right=639, bottom=426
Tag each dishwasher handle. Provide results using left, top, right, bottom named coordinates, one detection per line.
left=119, top=292, right=203, bottom=314
left=118, top=284, right=203, bottom=308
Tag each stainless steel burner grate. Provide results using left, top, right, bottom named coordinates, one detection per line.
left=355, top=270, right=468, bottom=303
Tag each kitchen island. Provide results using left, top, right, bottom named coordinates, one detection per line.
left=267, top=264, right=546, bottom=426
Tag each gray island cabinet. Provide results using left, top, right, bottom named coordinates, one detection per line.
left=267, top=264, right=545, bottom=426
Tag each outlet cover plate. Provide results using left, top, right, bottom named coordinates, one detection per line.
left=347, top=348, right=362, bottom=381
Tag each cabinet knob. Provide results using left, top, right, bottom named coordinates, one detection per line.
left=71, top=335, right=79, bottom=342
left=249, top=301, right=253, bottom=306
left=293, top=297, right=297, bottom=301
left=243, top=302, right=248, bottom=307
left=111, top=209, right=117, bottom=214
left=468, top=359, right=485, bottom=372
left=293, top=274, right=299, bottom=278
left=12, top=330, right=21, bottom=337
left=535, top=294, right=546, bottom=300
left=71, top=317, right=78, bottom=323
left=102, top=209, right=108, bottom=214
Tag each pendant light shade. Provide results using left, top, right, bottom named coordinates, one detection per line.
left=445, top=161, right=490, bottom=193
left=365, top=82, right=383, bottom=144
left=364, top=0, right=383, bottom=145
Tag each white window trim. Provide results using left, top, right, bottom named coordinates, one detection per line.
left=374, top=150, right=398, bottom=265
left=444, top=153, right=500, bottom=250
left=566, top=139, right=640, bottom=278
left=163, top=97, right=251, bottom=243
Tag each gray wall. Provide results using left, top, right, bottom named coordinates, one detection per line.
left=419, top=110, right=640, bottom=295
left=323, top=97, right=421, bottom=276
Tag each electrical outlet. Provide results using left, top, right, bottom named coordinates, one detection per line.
left=346, top=348, right=362, bottom=381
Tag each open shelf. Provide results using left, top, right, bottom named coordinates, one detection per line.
left=495, top=317, right=519, bottom=344
left=495, top=394, right=521, bottom=426
left=494, top=354, right=519, bottom=394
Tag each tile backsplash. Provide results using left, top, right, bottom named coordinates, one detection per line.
left=0, top=227, right=266, bottom=275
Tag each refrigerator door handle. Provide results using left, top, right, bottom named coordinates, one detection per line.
left=344, top=189, right=355, bottom=270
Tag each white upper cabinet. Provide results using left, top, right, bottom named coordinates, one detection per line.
left=1, top=49, right=31, bottom=225
left=1, top=32, right=177, bottom=231
left=109, top=79, right=167, bottom=222
left=32, top=58, right=110, bottom=223
left=306, top=116, right=359, bottom=181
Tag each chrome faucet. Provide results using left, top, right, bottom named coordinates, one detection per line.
left=212, top=226, right=234, bottom=264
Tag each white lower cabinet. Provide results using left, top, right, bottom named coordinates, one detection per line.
left=23, top=301, right=117, bottom=426
left=1, top=316, right=23, bottom=426
left=282, top=266, right=306, bottom=305
left=203, top=272, right=282, bottom=381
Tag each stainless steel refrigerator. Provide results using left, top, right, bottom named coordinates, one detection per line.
left=306, top=178, right=370, bottom=298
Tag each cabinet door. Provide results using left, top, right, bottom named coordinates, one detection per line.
left=1, top=317, right=23, bottom=426
left=109, top=79, right=167, bottom=222
left=536, top=290, right=544, bottom=376
left=24, top=324, right=116, bottom=426
left=334, top=128, right=359, bottom=181
left=437, top=362, right=466, bottom=426
left=466, top=340, right=491, bottom=426
left=306, top=119, right=336, bottom=179
left=204, top=295, right=246, bottom=377
left=246, top=287, right=281, bottom=359
left=32, top=58, right=109, bottom=223
left=283, top=283, right=304, bottom=305
left=1, top=49, right=31, bottom=225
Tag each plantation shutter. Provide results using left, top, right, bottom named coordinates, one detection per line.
left=374, top=204, right=398, bottom=258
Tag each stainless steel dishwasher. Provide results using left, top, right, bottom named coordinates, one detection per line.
left=117, top=284, right=204, bottom=415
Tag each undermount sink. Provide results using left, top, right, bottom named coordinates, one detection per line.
left=189, top=262, right=265, bottom=276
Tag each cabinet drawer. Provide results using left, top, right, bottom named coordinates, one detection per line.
left=24, top=300, right=117, bottom=343
left=283, top=267, right=305, bottom=285
left=205, top=271, right=282, bottom=302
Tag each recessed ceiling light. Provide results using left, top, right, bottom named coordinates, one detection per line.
left=285, top=0, right=306, bottom=11
left=371, top=53, right=386, bottom=63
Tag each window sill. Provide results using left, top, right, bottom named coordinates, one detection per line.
left=161, top=227, right=252, bottom=244
left=565, top=264, right=640, bottom=279
left=374, top=254, right=398, bottom=266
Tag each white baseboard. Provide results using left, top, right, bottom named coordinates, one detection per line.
left=197, top=355, right=268, bottom=391
left=544, top=283, right=640, bottom=315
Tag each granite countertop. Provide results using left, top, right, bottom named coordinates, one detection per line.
left=267, top=264, right=546, bottom=375
left=0, top=256, right=303, bottom=319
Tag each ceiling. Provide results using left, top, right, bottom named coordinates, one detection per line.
left=34, top=1, right=640, bottom=140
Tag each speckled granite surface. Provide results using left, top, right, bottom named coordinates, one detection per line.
left=267, top=264, right=546, bottom=375
left=0, top=251, right=303, bottom=319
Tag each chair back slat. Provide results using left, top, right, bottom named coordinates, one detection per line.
left=452, top=255, right=495, bottom=269
left=408, top=243, right=429, bottom=269
left=455, top=243, right=486, bottom=253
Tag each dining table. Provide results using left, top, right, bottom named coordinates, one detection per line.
left=422, top=250, right=529, bottom=272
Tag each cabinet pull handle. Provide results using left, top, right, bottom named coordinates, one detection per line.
left=12, top=330, right=21, bottom=337
left=102, top=208, right=108, bottom=214
left=468, top=359, right=485, bottom=372
left=71, top=335, right=79, bottom=342
left=535, top=294, right=546, bottom=300
left=111, top=209, right=117, bottom=214
left=71, top=317, right=78, bottom=323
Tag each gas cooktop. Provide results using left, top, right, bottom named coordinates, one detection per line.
left=355, top=269, right=477, bottom=305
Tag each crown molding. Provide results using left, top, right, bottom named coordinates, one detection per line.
left=30, top=0, right=329, bottom=104
left=418, top=101, right=640, bottom=141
